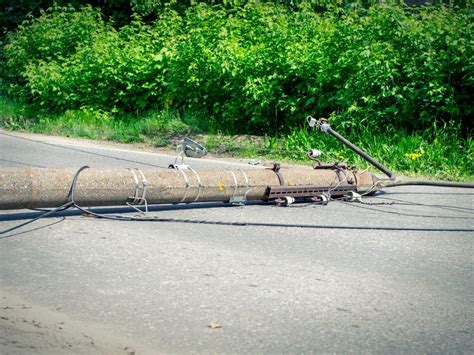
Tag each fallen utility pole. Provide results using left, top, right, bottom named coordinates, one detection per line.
left=2, top=119, right=473, bottom=212
left=0, top=164, right=377, bottom=210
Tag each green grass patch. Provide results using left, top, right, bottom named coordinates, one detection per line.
left=0, top=97, right=472, bottom=181
left=280, top=126, right=474, bottom=181
left=0, top=97, right=203, bottom=146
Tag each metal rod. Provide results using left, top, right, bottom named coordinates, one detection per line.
left=323, top=124, right=395, bottom=180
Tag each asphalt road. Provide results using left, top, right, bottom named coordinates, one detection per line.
left=1, top=129, right=473, bottom=353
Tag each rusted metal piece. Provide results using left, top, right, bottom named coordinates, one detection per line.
left=267, top=163, right=285, bottom=186
left=0, top=166, right=377, bottom=210
left=313, top=162, right=348, bottom=170
left=265, top=184, right=356, bottom=200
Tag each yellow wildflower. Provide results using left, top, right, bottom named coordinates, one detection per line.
left=404, top=149, right=425, bottom=160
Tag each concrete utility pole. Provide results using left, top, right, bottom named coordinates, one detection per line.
left=0, top=165, right=377, bottom=210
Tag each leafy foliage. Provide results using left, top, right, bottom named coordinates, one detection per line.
left=3, top=2, right=473, bottom=137
left=3, top=4, right=105, bottom=99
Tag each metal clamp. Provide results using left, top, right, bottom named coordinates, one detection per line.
left=168, top=164, right=202, bottom=203
left=169, top=164, right=190, bottom=203
left=228, top=169, right=251, bottom=205
left=127, top=168, right=148, bottom=213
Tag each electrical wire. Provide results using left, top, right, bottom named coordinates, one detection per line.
left=383, top=180, right=474, bottom=189
left=113, top=219, right=471, bottom=232
left=3, top=199, right=473, bottom=236
left=371, top=196, right=474, bottom=214
left=0, top=165, right=88, bottom=235
left=39, top=203, right=474, bottom=233
left=0, top=131, right=169, bottom=169
left=0, top=159, right=47, bottom=168
left=338, top=200, right=473, bottom=220
left=3, top=198, right=473, bottom=236
left=0, top=202, right=73, bottom=235
left=0, top=218, right=65, bottom=240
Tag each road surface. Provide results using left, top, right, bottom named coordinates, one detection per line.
left=1, top=129, right=473, bottom=353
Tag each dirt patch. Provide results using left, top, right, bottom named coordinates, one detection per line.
left=0, top=290, right=148, bottom=354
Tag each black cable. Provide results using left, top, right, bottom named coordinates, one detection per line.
left=69, top=207, right=474, bottom=232
left=0, top=218, right=65, bottom=239
left=339, top=200, right=473, bottom=220
left=0, top=165, right=89, bottom=235
left=67, top=165, right=90, bottom=202
left=68, top=195, right=474, bottom=231
left=0, top=131, right=169, bottom=169
left=0, top=202, right=72, bottom=235
left=384, top=180, right=474, bottom=189
left=373, top=196, right=474, bottom=214
left=0, top=159, right=47, bottom=168
left=3, top=199, right=473, bottom=236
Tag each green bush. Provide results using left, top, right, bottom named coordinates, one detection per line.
left=3, top=2, right=473, bottom=135
left=3, top=4, right=105, bottom=99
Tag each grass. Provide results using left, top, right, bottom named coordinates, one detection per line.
left=0, top=96, right=472, bottom=181
left=0, top=96, right=198, bottom=146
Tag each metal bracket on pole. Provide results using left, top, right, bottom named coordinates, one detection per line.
left=168, top=164, right=204, bottom=203
left=227, top=169, right=250, bottom=206
left=265, top=184, right=355, bottom=201
left=126, top=168, right=149, bottom=213
left=267, top=163, right=285, bottom=186
left=168, top=164, right=191, bottom=203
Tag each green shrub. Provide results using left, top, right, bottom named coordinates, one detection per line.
left=3, top=2, right=473, bottom=135
left=3, top=4, right=105, bottom=99
left=15, top=9, right=183, bottom=112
